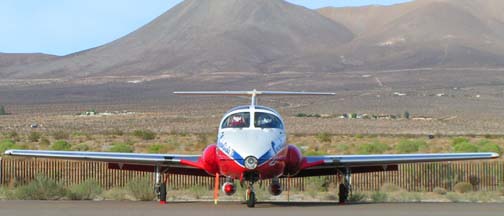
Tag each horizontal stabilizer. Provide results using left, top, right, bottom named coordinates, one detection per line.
left=174, top=89, right=335, bottom=96
left=174, top=89, right=335, bottom=106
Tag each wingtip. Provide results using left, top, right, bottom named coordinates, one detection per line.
left=491, top=152, right=500, bottom=158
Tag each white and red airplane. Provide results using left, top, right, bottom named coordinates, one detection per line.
left=5, top=90, right=499, bottom=207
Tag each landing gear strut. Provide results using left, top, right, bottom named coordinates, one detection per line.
left=154, top=165, right=168, bottom=204
left=245, top=181, right=256, bottom=208
left=243, top=172, right=259, bottom=208
left=338, top=169, right=352, bottom=204
left=159, top=182, right=167, bottom=204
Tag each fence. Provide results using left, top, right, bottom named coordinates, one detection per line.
left=351, top=161, right=504, bottom=191
left=1, top=157, right=503, bottom=192
left=0, top=157, right=305, bottom=190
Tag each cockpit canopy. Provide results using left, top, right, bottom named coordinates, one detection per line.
left=221, top=111, right=283, bottom=129
left=254, top=112, right=283, bottom=129
left=222, top=112, right=250, bottom=128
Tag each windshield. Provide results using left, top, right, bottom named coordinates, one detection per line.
left=254, top=112, right=283, bottom=129
left=222, top=112, right=250, bottom=128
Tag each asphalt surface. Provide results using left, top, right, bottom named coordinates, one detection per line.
left=0, top=201, right=502, bottom=216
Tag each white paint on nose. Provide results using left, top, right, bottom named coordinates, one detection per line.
left=219, top=129, right=284, bottom=160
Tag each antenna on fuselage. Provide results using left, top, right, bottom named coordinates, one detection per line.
left=251, top=89, right=258, bottom=106
left=174, top=90, right=336, bottom=106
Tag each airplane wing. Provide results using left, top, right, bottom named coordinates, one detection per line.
left=296, top=152, right=499, bottom=177
left=4, top=150, right=210, bottom=176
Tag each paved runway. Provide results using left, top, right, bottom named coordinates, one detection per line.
left=0, top=201, right=502, bottom=216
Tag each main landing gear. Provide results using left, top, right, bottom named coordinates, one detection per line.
left=154, top=166, right=168, bottom=204
left=338, top=169, right=352, bottom=204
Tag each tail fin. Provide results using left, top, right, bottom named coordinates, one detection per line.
left=174, top=89, right=335, bottom=106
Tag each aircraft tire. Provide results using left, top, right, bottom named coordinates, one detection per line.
left=160, top=183, right=167, bottom=203
left=338, top=183, right=348, bottom=204
left=247, top=191, right=256, bottom=208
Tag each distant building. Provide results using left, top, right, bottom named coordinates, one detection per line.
left=412, top=117, right=433, bottom=121
left=84, top=110, right=98, bottom=116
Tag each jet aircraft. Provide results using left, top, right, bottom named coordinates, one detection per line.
left=5, top=90, right=499, bottom=207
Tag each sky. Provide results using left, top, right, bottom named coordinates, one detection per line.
left=0, top=0, right=411, bottom=56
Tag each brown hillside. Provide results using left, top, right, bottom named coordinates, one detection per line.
left=1, top=0, right=353, bottom=79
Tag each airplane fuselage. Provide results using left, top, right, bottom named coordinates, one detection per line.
left=215, top=105, right=288, bottom=181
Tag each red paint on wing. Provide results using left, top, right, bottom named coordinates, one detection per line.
left=300, top=158, right=325, bottom=170
left=107, top=163, right=211, bottom=176
left=106, top=145, right=220, bottom=176
left=179, top=159, right=204, bottom=169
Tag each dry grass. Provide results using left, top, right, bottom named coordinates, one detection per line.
left=1, top=178, right=503, bottom=203
left=4, top=95, right=504, bottom=137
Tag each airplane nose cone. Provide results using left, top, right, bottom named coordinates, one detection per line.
left=219, top=130, right=286, bottom=166
left=244, top=156, right=258, bottom=170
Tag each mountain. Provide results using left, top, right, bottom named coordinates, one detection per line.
left=0, top=0, right=353, bottom=79
left=3, top=0, right=504, bottom=81
left=4, top=0, right=504, bottom=126
left=318, top=0, right=504, bottom=69
left=0, top=53, right=57, bottom=69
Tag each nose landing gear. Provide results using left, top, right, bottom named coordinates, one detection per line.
left=242, top=172, right=259, bottom=208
